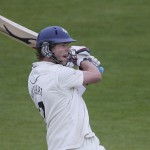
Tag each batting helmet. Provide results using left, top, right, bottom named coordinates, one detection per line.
left=36, top=26, right=76, bottom=49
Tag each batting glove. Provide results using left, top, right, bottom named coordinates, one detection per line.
left=69, top=46, right=91, bottom=67
left=88, top=55, right=100, bottom=67
left=66, top=46, right=104, bottom=74
left=71, top=46, right=90, bottom=56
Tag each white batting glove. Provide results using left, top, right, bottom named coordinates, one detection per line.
left=66, top=46, right=102, bottom=72
left=66, top=48, right=76, bottom=67
left=66, top=46, right=105, bottom=75
left=69, top=46, right=90, bottom=67
left=71, top=46, right=90, bottom=56
left=88, top=55, right=100, bottom=67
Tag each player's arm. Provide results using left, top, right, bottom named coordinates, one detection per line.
left=67, top=45, right=104, bottom=85
left=80, top=60, right=102, bottom=85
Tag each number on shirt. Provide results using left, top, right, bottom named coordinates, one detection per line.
left=38, top=101, right=45, bottom=119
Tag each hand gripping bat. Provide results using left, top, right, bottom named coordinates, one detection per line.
left=0, top=15, right=38, bottom=49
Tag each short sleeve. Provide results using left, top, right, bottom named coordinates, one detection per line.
left=57, top=66, right=83, bottom=89
left=77, top=85, right=86, bottom=96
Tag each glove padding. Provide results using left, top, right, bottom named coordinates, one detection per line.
left=88, top=55, right=100, bottom=67
left=71, top=46, right=90, bottom=66
left=70, top=46, right=101, bottom=67
left=67, top=46, right=101, bottom=68
left=71, top=46, right=90, bottom=56
left=66, top=46, right=104, bottom=74
left=66, top=46, right=90, bottom=67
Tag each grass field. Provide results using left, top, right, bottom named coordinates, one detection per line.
left=0, top=0, right=150, bottom=150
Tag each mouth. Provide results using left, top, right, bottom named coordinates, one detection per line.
left=62, top=53, right=69, bottom=59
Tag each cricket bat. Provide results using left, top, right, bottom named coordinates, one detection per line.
left=0, top=15, right=38, bottom=49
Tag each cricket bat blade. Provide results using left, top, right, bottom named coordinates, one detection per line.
left=0, top=15, right=38, bottom=49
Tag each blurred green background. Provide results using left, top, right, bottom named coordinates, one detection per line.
left=0, top=0, right=150, bottom=150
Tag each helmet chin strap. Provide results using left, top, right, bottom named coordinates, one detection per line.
left=51, top=53, right=63, bottom=65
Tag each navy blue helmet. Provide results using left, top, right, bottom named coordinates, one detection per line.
left=36, top=26, right=76, bottom=49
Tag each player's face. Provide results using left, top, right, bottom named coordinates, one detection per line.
left=52, top=43, right=70, bottom=65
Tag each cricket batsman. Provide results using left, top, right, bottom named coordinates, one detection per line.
left=28, top=26, right=106, bottom=150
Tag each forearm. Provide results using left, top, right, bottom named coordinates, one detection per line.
left=80, top=60, right=100, bottom=73
left=80, top=61, right=102, bottom=85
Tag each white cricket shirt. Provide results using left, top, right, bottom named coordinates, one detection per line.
left=28, top=61, right=94, bottom=150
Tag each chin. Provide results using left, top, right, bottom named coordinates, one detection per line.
left=61, top=60, right=67, bottom=66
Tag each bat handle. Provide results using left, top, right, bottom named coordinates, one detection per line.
left=97, top=66, right=104, bottom=74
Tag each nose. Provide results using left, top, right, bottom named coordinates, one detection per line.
left=66, top=45, right=70, bottom=52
